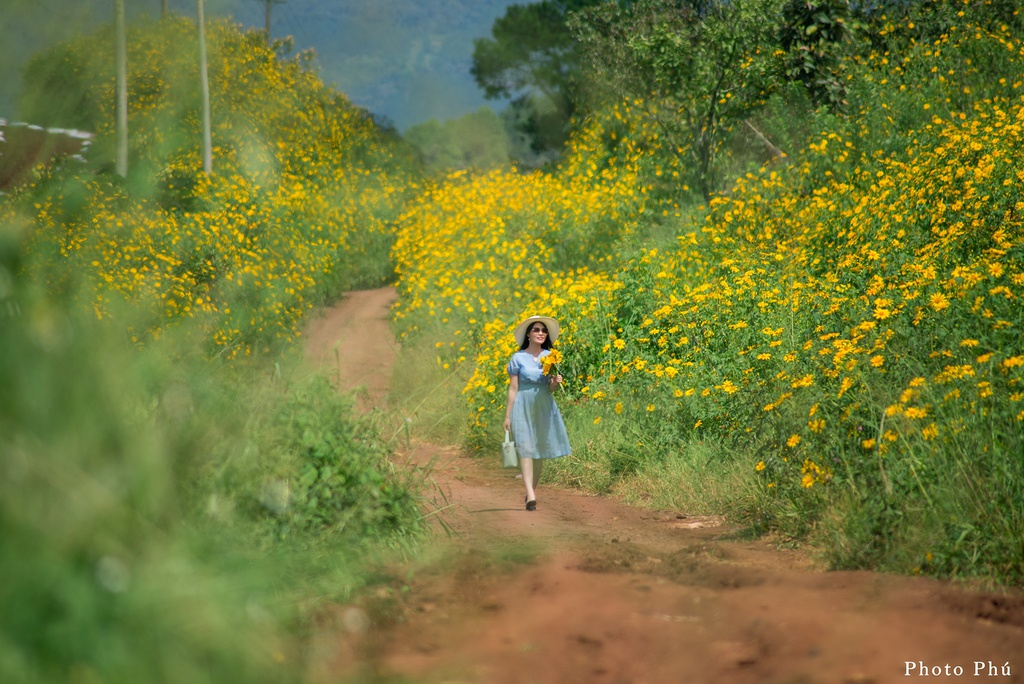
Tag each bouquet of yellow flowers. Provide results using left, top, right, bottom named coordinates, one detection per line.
left=541, top=348, right=562, bottom=376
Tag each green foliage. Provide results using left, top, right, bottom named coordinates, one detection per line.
left=16, top=41, right=97, bottom=130
left=778, top=0, right=858, bottom=112
left=0, top=225, right=271, bottom=683
left=570, top=0, right=784, bottom=200
left=404, top=107, right=511, bottom=173
left=471, top=0, right=603, bottom=159
left=259, top=377, right=426, bottom=540
left=500, top=93, right=567, bottom=168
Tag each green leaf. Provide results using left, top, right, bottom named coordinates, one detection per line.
left=299, top=464, right=318, bottom=488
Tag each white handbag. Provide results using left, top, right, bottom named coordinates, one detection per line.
left=502, top=430, right=519, bottom=468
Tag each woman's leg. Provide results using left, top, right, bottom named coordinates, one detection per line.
left=520, top=457, right=536, bottom=504
left=532, top=458, right=543, bottom=493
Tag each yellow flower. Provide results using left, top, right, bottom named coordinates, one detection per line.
left=786, top=434, right=801, bottom=448
left=870, top=355, right=885, bottom=368
left=929, top=293, right=950, bottom=311
left=541, top=348, right=563, bottom=375
left=755, top=460, right=766, bottom=472
left=862, top=438, right=877, bottom=449
left=791, top=374, right=814, bottom=388
left=718, top=380, right=739, bottom=394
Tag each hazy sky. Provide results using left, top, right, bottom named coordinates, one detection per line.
left=0, top=0, right=516, bottom=131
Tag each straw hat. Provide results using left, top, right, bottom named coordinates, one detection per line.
left=513, top=315, right=560, bottom=347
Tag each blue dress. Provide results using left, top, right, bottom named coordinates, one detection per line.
left=507, top=350, right=572, bottom=460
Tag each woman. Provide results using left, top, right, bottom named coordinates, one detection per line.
left=503, top=315, right=572, bottom=511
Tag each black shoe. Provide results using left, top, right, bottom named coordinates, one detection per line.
left=526, top=500, right=537, bottom=511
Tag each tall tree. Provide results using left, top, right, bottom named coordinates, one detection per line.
left=471, top=0, right=603, bottom=160
left=197, top=0, right=212, bottom=174
left=115, top=0, right=128, bottom=176
left=571, top=0, right=782, bottom=200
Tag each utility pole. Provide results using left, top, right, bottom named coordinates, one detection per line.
left=260, top=0, right=285, bottom=42
left=197, top=0, right=212, bottom=174
left=115, top=0, right=128, bottom=176
left=161, top=0, right=168, bottom=17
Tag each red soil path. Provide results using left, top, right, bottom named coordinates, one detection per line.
left=304, top=287, right=1023, bottom=684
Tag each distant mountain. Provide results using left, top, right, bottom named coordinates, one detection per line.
left=279, top=0, right=514, bottom=130
left=0, top=0, right=514, bottom=131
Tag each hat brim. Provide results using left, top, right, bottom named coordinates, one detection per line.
left=514, top=315, right=560, bottom=347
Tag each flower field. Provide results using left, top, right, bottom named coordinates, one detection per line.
left=13, top=17, right=420, bottom=357
left=393, top=16, right=1024, bottom=581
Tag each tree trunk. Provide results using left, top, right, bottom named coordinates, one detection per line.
left=197, top=0, right=213, bottom=174
left=115, top=0, right=128, bottom=177
left=266, top=0, right=272, bottom=38
left=161, top=0, right=169, bottom=17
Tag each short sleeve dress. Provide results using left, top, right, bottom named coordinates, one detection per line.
left=507, top=350, right=572, bottom=460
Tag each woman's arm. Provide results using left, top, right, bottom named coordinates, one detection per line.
left=503, top=374, right=519, bottom=432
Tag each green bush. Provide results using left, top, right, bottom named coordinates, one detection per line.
left=1, top=202, right=429, bottom=682
left=0, top=16, right=430, bottom=678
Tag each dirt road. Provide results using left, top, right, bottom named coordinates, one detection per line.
left=304, top=288, right=1023, bottom=684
